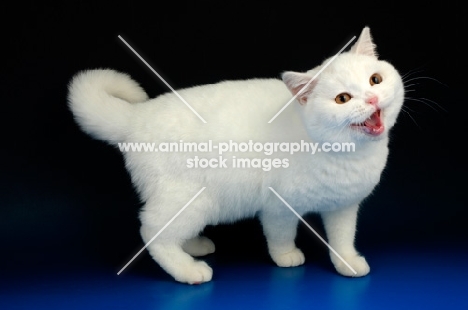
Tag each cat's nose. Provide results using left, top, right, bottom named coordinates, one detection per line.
left=365, top=95, right=379, bottom=106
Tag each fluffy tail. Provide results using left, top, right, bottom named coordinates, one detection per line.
left=67, top=69, right=148, bottom=144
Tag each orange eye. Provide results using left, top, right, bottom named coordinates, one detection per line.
left=370, top=73, right=383, bottom=85
left=335, top=93, right=352, bottom=104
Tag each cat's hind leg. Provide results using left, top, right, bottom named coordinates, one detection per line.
left=182, top=236, right=215, bottom=257
left=139, top=186, right=215, bottom=284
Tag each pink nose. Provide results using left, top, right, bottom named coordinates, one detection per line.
left=366, top=96, right=379, bottom=106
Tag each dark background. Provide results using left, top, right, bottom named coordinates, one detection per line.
left=1, top=2, right=466, bottom=278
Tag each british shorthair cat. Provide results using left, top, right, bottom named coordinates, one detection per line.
left=68, top=27, right=404, bottom=284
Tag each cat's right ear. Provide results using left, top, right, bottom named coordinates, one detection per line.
left=282, top=71, right=318, bottom=105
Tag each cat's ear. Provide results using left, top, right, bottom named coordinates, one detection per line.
left=282, top=71, right=318, bottom=105
left=350, top=27, right=377, bottom=57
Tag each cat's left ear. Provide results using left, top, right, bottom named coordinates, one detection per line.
left=350, top=27, right=378, bottom=58
left=282, top=71, right=318, bottom=105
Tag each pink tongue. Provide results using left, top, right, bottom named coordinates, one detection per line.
left=364, top=111, right=382, bottom=128
left=364, top=111, right=384, bottom=135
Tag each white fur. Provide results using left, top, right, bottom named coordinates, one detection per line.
left=68, top=27, right=404, bottom=284
left=68, top=69, right=148, bottom=144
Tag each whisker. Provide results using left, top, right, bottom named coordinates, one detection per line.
left=401, top=69, right=426, bottom=80
left=326, top=118, right=349, bottom=131
left=412, top=96, right=447, bottom=113
left=401, top=105, right=418, bottom=114
left=401, top=65, right=428, bottom=76
left=419, top=97, right=448, bottom=113
left=403, top=83, right=419, bottom=88
left=400, top=109, right=422, bottom=131
left=336, top=119, right=354, bottom=141
left=405, top=97, right=447, bottom=113
left=403, top=76, right=447, bottom=87
left=326, top=117, right=351, bottom=141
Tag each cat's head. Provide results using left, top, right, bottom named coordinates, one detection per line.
left=282, top=27, right=404, bottom=145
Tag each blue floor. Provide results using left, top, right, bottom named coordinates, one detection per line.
left=2, top=243, right=467, bottom=310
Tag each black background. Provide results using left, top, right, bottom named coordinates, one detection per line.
left=2, top=3, right=466, bottom=273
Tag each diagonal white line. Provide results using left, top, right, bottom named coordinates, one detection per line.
left=268, top=187, right=357, bottom=275
left=117, top=187, right=207, bottom=275
left=118, top=35, right=207, bottom=123
left=268, top=36, right=356, bottom=123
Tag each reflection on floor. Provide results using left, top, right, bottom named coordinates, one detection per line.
left=1, top=244, right=467, bottom=310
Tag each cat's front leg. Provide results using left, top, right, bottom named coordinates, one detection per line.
left=321, top=204, right=370, bottom=277
left=260, top=211, right=305, bottom=267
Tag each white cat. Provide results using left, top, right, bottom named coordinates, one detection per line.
left=68, top=27, right=404, bottom=284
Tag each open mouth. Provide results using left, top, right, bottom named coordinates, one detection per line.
left=351, top=109, right=384, bottom=136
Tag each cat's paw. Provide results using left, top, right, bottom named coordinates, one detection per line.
left=332, top=254, right=370, bottom=277
left=271, top=248, right=305, bottom=267
left=182, top=236, right=216, bottom=257
left=174, top=260, right=213, bottom=285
